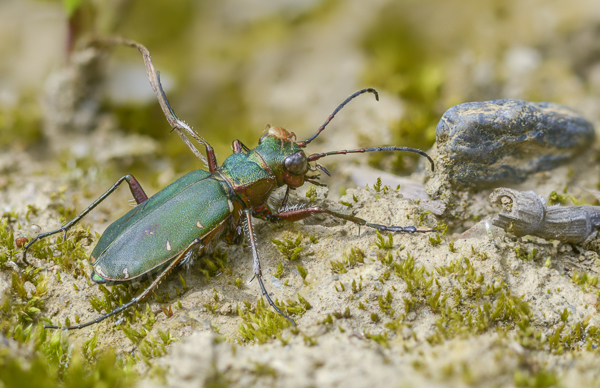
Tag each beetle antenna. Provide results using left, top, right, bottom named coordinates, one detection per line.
left=297, top=88, right=379, bottom=147
left=308, top=146, right=435, bottom=172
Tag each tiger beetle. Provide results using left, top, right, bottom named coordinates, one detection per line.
left=23, top=38, right=435, bottom=330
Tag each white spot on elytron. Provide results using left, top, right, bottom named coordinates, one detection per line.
left=196, top=220, right=204, bottom=229
left=95, top=265, right=107, bottom=278
left=123, top=267, right=129, bottom=278
left=228, top=199, right=234, bottom=213
left=166, top=239, right=172, bottom=251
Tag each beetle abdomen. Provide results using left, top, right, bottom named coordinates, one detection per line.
left=90, top=171, right=234, bottom=282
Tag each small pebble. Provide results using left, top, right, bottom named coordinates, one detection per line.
left=15, top=237, right=29, bottom=248
left=219, top=302, right=232, bottom=315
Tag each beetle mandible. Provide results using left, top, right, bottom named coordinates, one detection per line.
left=23, top=38, right=435, bottom=329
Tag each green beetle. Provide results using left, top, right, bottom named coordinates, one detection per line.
left=23, top=39, right=434, bottom=329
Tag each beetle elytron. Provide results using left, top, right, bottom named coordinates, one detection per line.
left=24, top=38, right=435, bottom=329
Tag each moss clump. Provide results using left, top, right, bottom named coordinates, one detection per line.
left=271, top=233, right=303, bottom=261
left=237, top=299, right=293, bottom=344
left=330, top=247, right=365, bottom=274
left=0, top=325, right=136, bottom=388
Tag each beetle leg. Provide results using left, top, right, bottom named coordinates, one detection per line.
left=244, top=209, right=296, bottom=326
left=232, top=140, right=251, bottom=154
left=23, top=174, right=148, bottom=261
left=102, top=38, right=218, bottom=171
left=44, top=238, right=202, bottom=330
left=281, top=187, right=291, bottom=208
left=266, top=206, right=435, bottom=233
left=156, top=73, right=219, bottom=173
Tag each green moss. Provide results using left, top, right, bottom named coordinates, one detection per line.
left=332, top=307, right=352, bottom=320
left=295, top=264, right=308, bottom=281
left=235, top=277, right=243, bottom=289
left=271, top=233, right=303, bottom=261
left=351, top=277, right=363, bottom=294
left=334, top=282, right=345, bottom=292
left=0, top=218, right=16, bottom=267
left=571, top=272, right=599, bottom=290
left=375, top=230, right=394, bottom=250
left=378, top=290, right=395, bottom=316
left=305, top=186, right=317, bottom=203
left=8, top=268, right=48, bottom=325
left=340, top=200, right=353, bottom=209
left=548, top=189, right=583, bottom=206
left=199, top=248, right=230, bottom=280
left=448, top=241, right=457, bottom=253
left=276, top=294, right=312, bottom=317
left=137, top=330, right=177, bottom=366
left=515, top=247, right=537, bottom=262
left=0, top=325, right=136, bottom=387
left=273, top=262, right=284, bottom=279
left=82, top=283, right=141, bottom=329
left=513, top=368, right=558, bottom=388
left=330, top=247, right=365, bottom=274
left=302, top=333, right=317, bottom=347
left=365, top=331, right=389, bottom=348
left=428, top=224, right=447, bottom=247
left=251, top=362, right=278, bottom=378
left=237, top=299, right=293, bottom=344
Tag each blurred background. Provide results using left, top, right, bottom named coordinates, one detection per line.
left=3, top=0, right=600, bottom=204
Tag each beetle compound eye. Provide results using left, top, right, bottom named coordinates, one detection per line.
left=284, top=151, right=308, bottom=175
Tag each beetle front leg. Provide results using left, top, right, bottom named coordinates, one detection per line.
left=23, top=174, right=148, bottom=260
left=265, top=206, right=435, bottom=234
left=244, top=209, right=296, bottom=326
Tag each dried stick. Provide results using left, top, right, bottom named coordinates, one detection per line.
left=490, top=187, right=600, bottom=244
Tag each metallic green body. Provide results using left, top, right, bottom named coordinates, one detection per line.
left=89, top=135, right=303, bottom=284
left=90, top=169, right=234, bottom=282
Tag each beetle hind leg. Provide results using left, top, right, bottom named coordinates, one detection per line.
left=44, top=238, right=202, bottom=330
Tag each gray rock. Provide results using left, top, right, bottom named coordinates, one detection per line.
left=428, top=99, right=595, bottom=194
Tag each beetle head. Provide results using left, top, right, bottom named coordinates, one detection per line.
left=256, top=89, right=434, bottom=192
left=257, top=125, right=310, bottom=188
